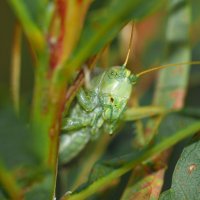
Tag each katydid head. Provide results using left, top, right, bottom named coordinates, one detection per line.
left=99, top=66, right=137, bottom=122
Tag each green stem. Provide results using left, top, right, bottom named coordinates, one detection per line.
left=31, top=61, right=67, bottom=199
left=62, top=120, right=200, bottom=200
left=124, top=106, right=168, bottom=121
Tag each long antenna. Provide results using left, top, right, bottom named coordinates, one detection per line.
left=122, top=23, right=135, bottom=67
left=136, top=61, right=200, bottom=77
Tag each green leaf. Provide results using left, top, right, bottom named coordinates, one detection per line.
left=0, top=107, right=55, bottom=199
left=120, top=165, right=166, bottom=200
left=24, top=172, right=53, bottom=200
left=62, top=114, right=200, bottom=200
left=141, top=0, right=191, bottom=147
left=154, top=0, right=191, bottom=108
left=160, top=140, right=200, bottom=200
left=0, top=108, right=40, bottom=169
left=21, top=0, right=53, bottom=31
left=9, top=0, right=52, bottom=31
left=65, top=0, right=163, bottom=73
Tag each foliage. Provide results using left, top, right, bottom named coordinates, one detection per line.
left=0, top=0, right=200, bottom=199
left=160, top=139, right=200, bottom=200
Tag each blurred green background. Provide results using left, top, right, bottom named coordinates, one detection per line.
left=1, top=0, right=200, bottom=199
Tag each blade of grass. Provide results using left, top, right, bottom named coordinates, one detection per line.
left=10, top=23, right=21, bottom=114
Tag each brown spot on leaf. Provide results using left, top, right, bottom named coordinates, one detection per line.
left=188, top=164, right=197, bottom=174
left=170, top=89, right=185, bottom=109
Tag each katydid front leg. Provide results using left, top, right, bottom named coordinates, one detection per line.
left=62, top=117, right=91, bottom=131
left=104, top=120, right=118, bottom=135
left=90, top=107, right=104, bottom=138
left=59, top=90, right=103, bottom=163
left=77, top=88, right=98, bottom=111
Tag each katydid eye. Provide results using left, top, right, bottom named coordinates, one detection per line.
left=109, top=70, right=117, bottom=78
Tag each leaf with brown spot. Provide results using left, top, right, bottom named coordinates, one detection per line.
left=120, top=164, right=166, bottom=200
left=160, top=140, right=200, bottom=200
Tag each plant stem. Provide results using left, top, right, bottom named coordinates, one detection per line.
left=124, top=106, right=167, bottom=121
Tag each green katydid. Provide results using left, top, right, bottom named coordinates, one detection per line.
left=59, top=25, right=200, bottom=164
